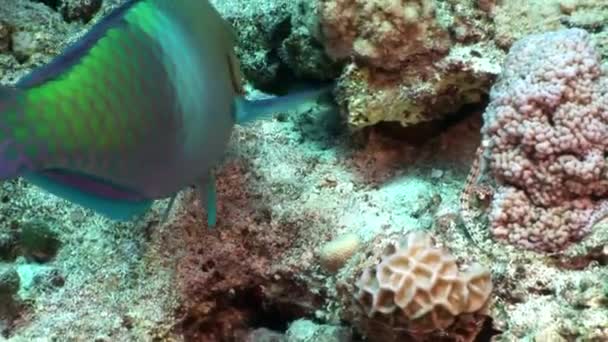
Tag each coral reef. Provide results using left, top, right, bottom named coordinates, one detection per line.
left=0, top=0, right=607, bottom=341
left=319, top=0, right=608, bottom=129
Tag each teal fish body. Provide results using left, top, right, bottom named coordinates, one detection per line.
left=0, top=0, right=329, bottom=225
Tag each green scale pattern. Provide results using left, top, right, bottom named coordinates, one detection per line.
left=12, top=2, right=171, bottom=173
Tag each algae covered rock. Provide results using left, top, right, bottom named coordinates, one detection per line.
left=334, top=42, right=502, bottom=128
left=318, top=0, right=501, bottom=128
left=211, top=0, right=339, bottom=91
left=31, top=0, right=103, bottom=22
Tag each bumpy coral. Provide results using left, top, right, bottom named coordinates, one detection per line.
left=481, top=28, right=608, bottom=252
left=355, top=232, right=492, bottom=335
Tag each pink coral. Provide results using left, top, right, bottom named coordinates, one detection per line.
left=480, top=28, right=608, bottom=252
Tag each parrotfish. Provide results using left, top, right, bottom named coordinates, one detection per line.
left=0, top=0, right=328, bottom=226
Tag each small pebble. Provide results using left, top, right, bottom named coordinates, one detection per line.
left=318, top=233, right=360, bottom=272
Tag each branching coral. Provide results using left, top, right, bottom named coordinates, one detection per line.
left=480, top=28, right=608, bottom=252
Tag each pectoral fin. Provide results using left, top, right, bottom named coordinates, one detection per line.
left=197, top=174, right=217, bottom=228
left=234, top=84, right=334, bottom=125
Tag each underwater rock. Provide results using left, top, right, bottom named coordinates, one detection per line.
left=30, top=0, right=103, bottom=22
left=285, top=319, right=352, bottom=342
left=29, top=0, right=60, bottom=9
left=30, top=266, right=65, bottom=289
left=318, top=233, right=360, bottom=273
left=209, top=0, right=289, bottom=89
left=0, top=0, right=73, bottom=82
left=317, top=0, right=608, bottom=129
left=243, top=328, right=286, bottom=342
left=319, top=0, right=452, bottom=71
left=10, top=30, right=39, bottom=63
left=59, top=0, right=103, bottom=23
left=494, top=0, right=608, bottom=49
left=0, top=264, right=20, bottom=302
left=277, top=1, right=339, bottom=82
left=533, top=324, right=569, bottom=342
left=15, top=264, right=65, bottom=302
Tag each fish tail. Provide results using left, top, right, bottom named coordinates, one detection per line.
left=0, top=85, right=29, bottom=180
left=235, top=84, right=334, bottom=124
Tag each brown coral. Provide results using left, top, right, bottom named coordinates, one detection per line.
left=318, top=0, right=451, bottom=71
left=318, top=0, right=500, bottom=128
left=354, top=232, right=492, bottom=335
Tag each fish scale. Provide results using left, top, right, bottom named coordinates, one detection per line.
left=21, top=26, right=169, bottom=182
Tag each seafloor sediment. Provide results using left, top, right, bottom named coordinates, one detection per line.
left=0, top=0, right=607, bottom=341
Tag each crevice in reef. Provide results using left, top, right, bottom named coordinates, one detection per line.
left=176, top=285, right=311, bottom=340
left=363, top=99, right=488, bottom=147
left=474, top=317, right=502, bottom=342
